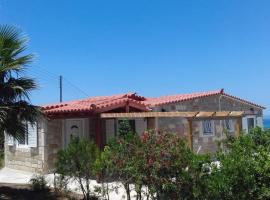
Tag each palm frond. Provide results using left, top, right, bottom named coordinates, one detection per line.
left=0, top=24, right=39, bottom=140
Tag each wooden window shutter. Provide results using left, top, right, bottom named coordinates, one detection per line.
left=28, top=122, right=38, bottom=148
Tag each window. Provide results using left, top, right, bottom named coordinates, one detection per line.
left=202, top=120, right=214, bottom=136
left=224, top=119, right=234, bottom=133
left=18, top=127, right=29, bottom=146
left=17, top=122, right=38, bottom=148
left=247, top=117, right=255, bottom=131
left=242, top=116, right=257, bottom=133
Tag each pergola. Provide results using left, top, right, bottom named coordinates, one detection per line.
left=100, top=111, right=244, bottom=149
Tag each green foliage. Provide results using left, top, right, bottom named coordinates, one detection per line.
left=100, top=127, right=270, bottom=200
left=102, top=130, right=211, bottom=200
left=56, top=126, right=270, bottom=200
left=29, top=174, right=49, bottom=192
left=118, top=119, right=134, bottom=137
left=0, top=24, right=41, bottom=140
left=208, top=127, right=270, bottom=200
left=56, top=137, right=100, bottom=200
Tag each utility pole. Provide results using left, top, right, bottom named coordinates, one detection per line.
left=59, top=75, right=63, bottom=103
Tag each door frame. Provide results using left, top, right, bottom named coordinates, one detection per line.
left=63, top=118, right=85, bottom=148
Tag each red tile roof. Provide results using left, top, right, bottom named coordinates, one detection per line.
left=144, top=89, right=223, bottom=106
left=42, top=89, right=265, bottom=115
left=42, top=93, right=149, bottom=114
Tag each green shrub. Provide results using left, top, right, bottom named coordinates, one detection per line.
left=102, top=129, right=211, bottom=200
left=56, top=137, right=100, bottom=200
left=29, top=174, right=49, bottom=192
left=208, top=127, right=270, bottom=200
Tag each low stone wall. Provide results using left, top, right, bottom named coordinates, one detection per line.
left=4, top=145, right=44, bottom=173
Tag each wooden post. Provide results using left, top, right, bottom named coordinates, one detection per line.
left=235, top=117, right=242, bottom=137
left=187, top=119, right=193, bottom=150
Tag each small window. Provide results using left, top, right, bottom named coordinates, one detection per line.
left=224, top=119, right=234, bottom=133
left=17, top=123, right=29, bottom=146
left=202, top=120, right=214, bottom=136
left=247, top=117, right=255, bottom=131
left=17, top=122, right=38, bottom=148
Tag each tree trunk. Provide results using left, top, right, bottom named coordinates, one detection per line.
left=124, top=183, right=131, bottom=200
left=86, top=178, right=90, bottom=200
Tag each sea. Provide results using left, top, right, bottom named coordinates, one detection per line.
left=264, top=118, right=270, bottom=129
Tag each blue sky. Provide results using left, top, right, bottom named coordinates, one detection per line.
left=0, top=0, right=269, bottom=114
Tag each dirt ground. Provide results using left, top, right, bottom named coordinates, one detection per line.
left=0, top=183, right=84, bottom=200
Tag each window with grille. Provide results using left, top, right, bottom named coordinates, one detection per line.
left=202, top=120, right=214, bottom=136
left=224, top=119, right=234, bottom=132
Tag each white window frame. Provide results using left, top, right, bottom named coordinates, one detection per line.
left=242, top=115, right=257, bottom=133
left=247, top=116, right=256, bottom=132
left=16, top=122, right=38, bottom=149
left=200, top=120, right=215, bottom=137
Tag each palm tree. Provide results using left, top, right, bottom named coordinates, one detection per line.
left=0, top=24, right=40, bottom=141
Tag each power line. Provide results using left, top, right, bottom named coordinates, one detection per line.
left=63, top=77, right=89, bottom=97
left=30, top=66, right=90, bottom=99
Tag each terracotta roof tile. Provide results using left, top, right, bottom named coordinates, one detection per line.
left=42, top=93, right=149, bottom=114
left=42, top=89, right=265, bottom=115
left=144, top=90, right=223, bottom=106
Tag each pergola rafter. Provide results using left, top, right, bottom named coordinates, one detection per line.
left=100, top=111, right=244, bottom=119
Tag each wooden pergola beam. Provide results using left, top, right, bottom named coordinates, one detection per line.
left=100, top=111, right=244, bottom=119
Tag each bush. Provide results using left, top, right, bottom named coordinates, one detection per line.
left=208, top=127, right=270, bottom=200
left=102, top=129, right=211, bottom=200
left=29, top=174, right=49, bottom=192
left=56, top=137, right=100, bottom=200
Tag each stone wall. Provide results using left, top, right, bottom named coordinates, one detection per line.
left=192, top=119, right=237, bottom=154
left=153, top=94, right=263, bottom=116
left=4, top=120, right=46, bottom=173
left=158, top=117, right=188, bottom=137
left=43, top=119, right=63, bottom=173
left=154, top=94, right=261, bottom=154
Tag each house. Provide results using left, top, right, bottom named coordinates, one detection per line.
left=4, top=89, right=265, bottom=173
